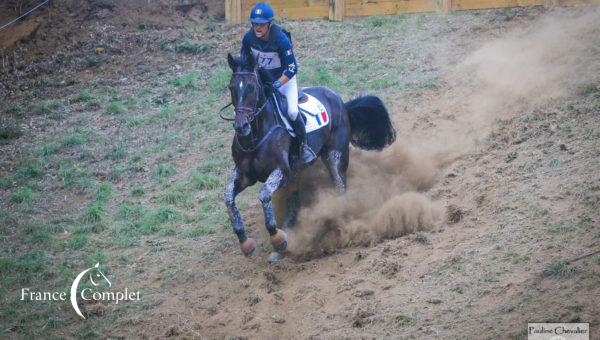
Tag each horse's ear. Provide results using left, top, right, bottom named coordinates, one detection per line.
left=227, top=53, right=238, bottom=71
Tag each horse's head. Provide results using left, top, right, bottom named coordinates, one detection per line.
left=227, top=53, right=265, bottom=137
left=88, top=262, right=111, bottom=288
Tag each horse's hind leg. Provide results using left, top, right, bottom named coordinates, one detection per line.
left=281, top=189, right=300, bottom=230
left=224, top=168, right=256, bottom=256
left=322, top=148, right=348, bottom=194
left=259, top=168, right=289, bottom=262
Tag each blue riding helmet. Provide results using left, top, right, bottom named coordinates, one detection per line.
left=249, top=2, right=274, bottom=23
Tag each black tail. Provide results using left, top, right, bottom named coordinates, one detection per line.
left=345, top=96, right=396, bottom=150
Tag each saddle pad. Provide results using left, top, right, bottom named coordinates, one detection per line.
left=299, top=93, right=330, bottom=133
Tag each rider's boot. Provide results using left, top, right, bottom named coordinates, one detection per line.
left=290, top=115, right=316, bottom=164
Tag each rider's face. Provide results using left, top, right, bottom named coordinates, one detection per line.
left=252, top=22, right=270, bottom=39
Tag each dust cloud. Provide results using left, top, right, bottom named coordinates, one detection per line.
left=436, top=8, right=600, bottom=141
left=278, top=8, right=600, bottom=258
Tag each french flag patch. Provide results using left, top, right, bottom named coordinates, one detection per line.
left=321, top=111, right=328, bottom=123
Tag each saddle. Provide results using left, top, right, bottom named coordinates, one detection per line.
left=270, top=87, right=330, bottom=136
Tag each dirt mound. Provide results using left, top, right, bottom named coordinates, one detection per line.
left=0, top=0, right=224, bottom=57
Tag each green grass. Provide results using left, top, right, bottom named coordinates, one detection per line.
left=175, top=41, right=214, bottom=54
left=0, top=126, right=24, bottom=140
left=415, top=232, right=431, bottom=244
left=154, top=105, right=177, bottom=119
left=61, top=132, right=86, bottom=148
left=170, top=71, right=202, bottom=89
left=105, top=100, right=128, bottom=114
left=136, top=207, right=181, bottom=235
left=208, top=67, right=230, bottom=93
left=95, top=183, right=112, bottom=202
left=15, top=156, right=43, bottom=180
left=74, top=89, right=94, bottom=102
left=548, top=158, right=562, bottom=168
left=37, top=143, right=58, bottom=156
left=10, top=187, right=35, bottom=204
left=189, top=171, right=220, bottom=190
left=18, top=221, right=51, bottom=244
left=58, top=162, right=91, bottom=190
left=391, top=314, right=416, bottom=326
left=32, top=100, right=64, bottom=115
left=154, top=163, right=176, bottom=179
left=105, top=142, right=127, bottom=160
left=179, top=225, right=214, bottom=239
left=0, top=175, right=14, bottom=189
left=5, top=102, right=21, bottom=115
left=547, top=220, right=571, bottom=234
left=159, top=189, right=191, bottom=206
left=0, top=250, right=50, bottom=285
left=125, top=117, right=145, bottom=127
left=67, top=234, right=88, bottom=250
left=81, top=202, right=106, bottom=224
left=108, top=165, right=125, bottom=181
left=118, top=202, right=146, bottom=221
left=131, top=187, right=146, bottom=197
left=85, top=54, right=99, bottom=67
left=542, top=260, right=579, bottom=278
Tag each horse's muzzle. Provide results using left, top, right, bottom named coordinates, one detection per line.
left=234, top=122, right=251, bottom=136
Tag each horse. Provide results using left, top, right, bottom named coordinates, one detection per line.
left=223, top=53, right=396, bottom=262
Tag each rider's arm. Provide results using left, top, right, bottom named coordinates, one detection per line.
left=278, top=33, right=297, bottom=85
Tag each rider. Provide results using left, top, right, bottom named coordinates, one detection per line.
left=239, top=2, right=316, bottom=164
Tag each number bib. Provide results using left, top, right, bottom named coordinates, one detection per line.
left=251, top=48, right=281, bottom=70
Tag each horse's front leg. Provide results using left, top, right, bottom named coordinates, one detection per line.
left=224, top=168, right=256, bottom=256
left=259, top=168, right=289, bottom=262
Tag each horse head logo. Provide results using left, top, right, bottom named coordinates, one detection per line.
left=89, top=263, right=111, bottom=288
left=70, top=263, right=110, bottom=319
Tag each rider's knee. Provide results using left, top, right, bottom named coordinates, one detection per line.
left=288, top=109, right=299, bottom=121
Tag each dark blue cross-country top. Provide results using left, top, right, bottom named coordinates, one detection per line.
left=240, top=24, right=298, bottom=81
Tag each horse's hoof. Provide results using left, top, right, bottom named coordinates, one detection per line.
left=270, top=229, right=288, bottom=252
left=240, top=238, right=257, bottom=257
left=268, top=251, right=286, bottom=263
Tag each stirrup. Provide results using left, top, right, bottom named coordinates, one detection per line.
left=301, top=144, right=317, bottom=164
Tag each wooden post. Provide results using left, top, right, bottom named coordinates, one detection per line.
left=226, top=0, right=242, bottom=24
left=438, top=0, right=452, bottom=13
left=329, top=0, right=345, bottom=21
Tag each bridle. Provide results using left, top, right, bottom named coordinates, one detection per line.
left=219, top=70, right=268, bottom=123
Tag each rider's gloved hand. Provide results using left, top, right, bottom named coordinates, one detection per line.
left=273, top=80, right=282, bottom=89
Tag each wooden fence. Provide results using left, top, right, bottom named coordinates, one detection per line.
left=225, top=0, right=599, bottom=23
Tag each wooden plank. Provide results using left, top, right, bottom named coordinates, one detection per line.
left=237, top=0, right=600, bottom=21
left=438, top=0, right=453, bottom=12
left=329, top=0, right=346, bottom=21
left=452, top=0, right=543, bottom=9
left=278, top=5, right=330, bottom=19
left=242, top=0, right=329, bottom=9
left=241, top=1, right=329, bottom=20
left=557, top=0, right=600, bottom=4
left=345, top=0, right=438, bottom=16
left=226, top=0, right=243, bottom=24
